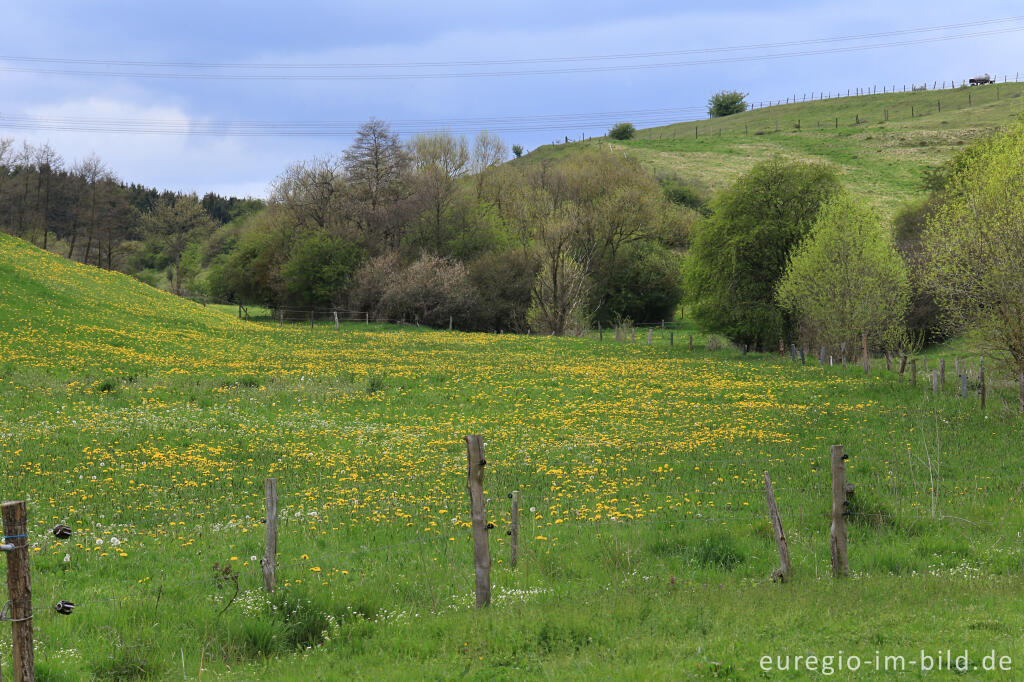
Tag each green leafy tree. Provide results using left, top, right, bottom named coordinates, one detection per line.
left=608, top=122, right=636, bottom=140
left=776, top=194, right=910, bottom=355
left=142, top=195, right=216, bottom=295
left=684, top=158, right=841, bottom=349
left=280, top=233, right=362, bottom=308
left=511, top=144, right=524, bottom=158
left=707, top=91, right=748, bottom=118
left=923, top=118, right=1024, bottom=383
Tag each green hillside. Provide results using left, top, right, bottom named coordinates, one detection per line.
left=5, top=233, right=1024, bottom=679
left=525, top=83, right=1024, bottom=215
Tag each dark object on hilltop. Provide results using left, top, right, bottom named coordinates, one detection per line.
left=969, top=74, right=993, bottom=85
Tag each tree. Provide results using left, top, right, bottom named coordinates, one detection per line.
left=512, top=144, right=524, bottom=159
left=776, top=194, right=909, bottom=355
left=923, top=118, right=1024, bottom=387
left=608, top=122, right=635, bottom=140
left=409, top=131, right=470, bottom=252
left=528, top=209, right=592, bottom=335
left=279, top=233, right=362, bottom=308
left=142, top=195, right=216, bottom=295
left=707, top=91, right=748, bottom=118
left=343, top=118, right=411, bottom=247
left=684, top=158, right=841, bottom=349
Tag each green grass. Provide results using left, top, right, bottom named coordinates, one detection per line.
left=4, top=233, right=1024, bottom=679
left=523, top=83, right=1024, bottom=216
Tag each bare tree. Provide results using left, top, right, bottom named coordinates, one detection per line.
left=270, top=156, right=345, bottom=235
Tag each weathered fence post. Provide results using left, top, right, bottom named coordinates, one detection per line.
left=366, top=311, right=369, bottom=325
left=309, top=311, right=314, bottom=330
left=465, top=435, right=491, bottom=607
left=820, top=346, right=826, bottom=365
left=779, top=339, right=784, bottom=356
left=862, top=333, right=870, bottom=373
left=980, top=357, right=986, bottom=410
left=763, top=472, right=792, bottom=582
left=689, top=335, right=693, bottom=351
left=791, top=344, right=797, bottom=362
left=449, top=316, right=453, bottom=331
left=509, top=490, right=520, bottom=568
left=261, top=479, right=278, bottom=593
left=800, top=348, right=805, bottom=365
left=829, top=446, right=849, bottom=577
left=333, top=311, right=339, bottom=330
left=955, top=357, right=961, bottom=376
left=940, top=358, right=946, bottom=388
left=670, top=332, right=674, bottom=347
left=2, top=500, right=34, bottom=680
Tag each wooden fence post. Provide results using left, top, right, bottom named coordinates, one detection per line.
left=791, top=344, right=797, bottom=362
left=309, top=311, right=314, bottom=330
left=955, top=357, right=961, bottom=376
left=689, top=335, right=693, bottom=351
left=261, top=479, right=278, bottom=593
left=940, top=358, right=946, bottom=388
left=820, top=346, right=826, bottom=365
left=670, top=332, right=674, bottom=347
left=509, top=490, right=520, bottom=568
left=800, top=348, right=805, bottom=365
left=829, top=446, right=849, bottom=577
left=862, top=333, right=869, bottom=373
left=763, top=472, right=792, bottom=581
left=333, top=311, right=339, bottom=330
left=980, top=356, right=986, bottom=410
left=2, top=500, right=34, bottom=681
left=366, top=311, right=369, bottom=325
left=465, top=435, right=491, bottom=607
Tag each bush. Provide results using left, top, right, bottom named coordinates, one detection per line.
left=707, top=90, right=748, bottom=118
left=684, top=158, right=841, bottom=349
left=607, top=122, right=636, bottom=140
left=592, top=244, right=683, bottom=325
left=379, top=254, right=479, bottom=328
left=348, top=252, right=402, bottom=318
left=467, top=249, right=539, bottom=331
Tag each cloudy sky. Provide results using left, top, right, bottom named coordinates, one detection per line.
left=2, top=1, right=1022, bottom=197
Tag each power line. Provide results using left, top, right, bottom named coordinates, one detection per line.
left=1, top=25, right=1022, bottom=81
left=2, top=15, right=1022, bottom=71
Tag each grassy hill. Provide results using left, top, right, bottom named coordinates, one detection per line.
left=525, top=83, right=1024, bottom=216
left=4, top=233, right=1024, bottom=679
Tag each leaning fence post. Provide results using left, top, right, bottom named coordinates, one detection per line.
left=829, top=445, right=850, bottom=577
left=465, top=435, right=491, bottom=607
left=980, top=356, right=986, bottom=411
left=261, top=479, right=278, bottom=593
left=509, top=490, right=520, bottom=568
left=763, top=472, right=792, bottom=582
left=2, top=500, right=34, bottom=680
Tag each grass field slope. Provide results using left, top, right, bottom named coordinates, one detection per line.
left=526, top=83, right=1024, bottom=215
left=4, top=233, right=1024, bottom=679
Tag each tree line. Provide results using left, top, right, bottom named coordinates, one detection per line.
left=684, top=112, right=1024, bottom=387
left=0, top=138, right=263, bottom=292
left=206, top=119, right=695, bottom=332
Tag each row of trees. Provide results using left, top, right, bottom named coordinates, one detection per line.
left=685, top=113, right=1024, bottom=382
left=0, top=139, right=262, bottom=293
left=208, top=120, right=695, bottom=332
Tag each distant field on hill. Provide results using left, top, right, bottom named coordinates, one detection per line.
left=525, top=82, right=1024, bottom=215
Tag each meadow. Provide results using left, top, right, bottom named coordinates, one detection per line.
left=3, top=233, right=1024, bottom=679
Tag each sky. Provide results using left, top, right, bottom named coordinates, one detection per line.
left=1, top=1, right=1022, bottom=198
